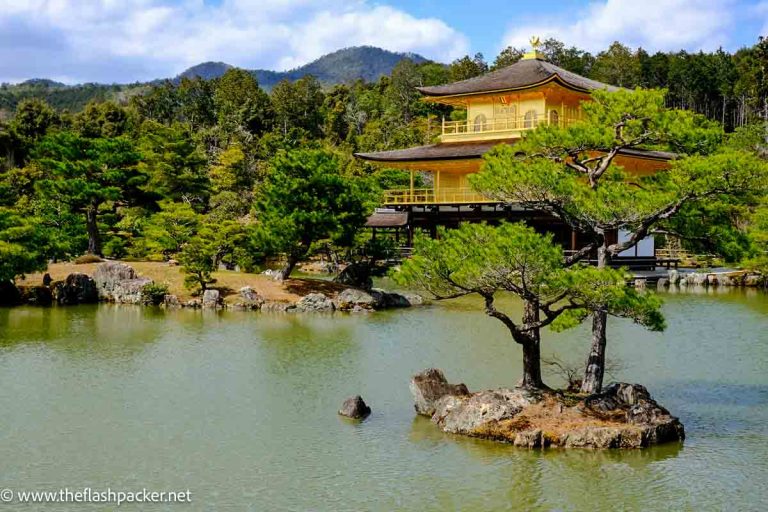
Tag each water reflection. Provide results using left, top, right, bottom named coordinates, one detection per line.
left=0, top=291, right=766, bottom=510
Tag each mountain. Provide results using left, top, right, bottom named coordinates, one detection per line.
left=251, top=46, right=428, bottom=89
left=174, top=46, right=428, bottom=89
left=176, top=61, right=233, bottom=81
left=0, top=46, right=430, bottom=115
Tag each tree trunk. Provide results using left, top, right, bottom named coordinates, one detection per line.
left=278, top=254, right=299, bottom=280
left=520, top=299, right=544, bottom=389
left=581, top=241, right=609, bottom=394
left=85, top=203, right=102, bottom=256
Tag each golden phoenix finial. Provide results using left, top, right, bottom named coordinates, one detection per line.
left=529, top=36, right=541, bottom=50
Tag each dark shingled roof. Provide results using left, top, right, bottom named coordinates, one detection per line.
left=355, top=140, right=676, bottom=163
left=355, top=139, right=514, bottom=162
left=365, top=211, right=409, bottom=228
left=417, top=58, right=619, bottom=97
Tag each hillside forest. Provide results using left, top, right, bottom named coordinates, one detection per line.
left=2, top=38, right=768, bottom=289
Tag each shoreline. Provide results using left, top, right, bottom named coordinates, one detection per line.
left=6, top=260, right=423, bottom=313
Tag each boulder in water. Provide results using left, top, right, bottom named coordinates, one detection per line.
left=338, top=395, right=371, bottom=419
left=53, top=273, right=98, bottom=305
left=409, top=368, right=470, bottom=417
left=92, top=262, right=152, bottom=304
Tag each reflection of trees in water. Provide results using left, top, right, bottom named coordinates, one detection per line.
left=253, top=314, right=360, bottom=403
left=0, top=305, right=165, bottom=360
left=408, top=414, right=684, bottom=510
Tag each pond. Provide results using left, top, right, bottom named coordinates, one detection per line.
left=0, top=288, right=767, bottom=510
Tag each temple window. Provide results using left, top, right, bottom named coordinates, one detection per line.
left=473, top=114, right=488, bottom=132
left=523, top=110, right=537, bottom=128
left=549, top=109, right=559, bottom=127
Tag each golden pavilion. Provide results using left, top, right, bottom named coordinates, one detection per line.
left=355, top=41, right=674, bottom=267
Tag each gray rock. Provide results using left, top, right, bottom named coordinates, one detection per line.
left=185, top=299, right=201, bottom=308
left=338, top=395, right=371, bottom=419
left=92, top=262, right=152, bottom=304
left=261, top=301, right=293, bottom=313
left=237, top=286, right=264, bottom=309
left=667, top=269, right=680, bottom=285
left=333, top=262, right=373, bottom=290
left=432, top=387, right=543, bottom=435
left=513, top=429, right=544, bottom=448
left=634, top=278, right=646, bottom=289
left=294, top=293, right=335, bottom=312
left=202, top=289, right=221, bottom=308
left=409, top=368, right=470, bottom=416
left=656, top=277, right=669, bottom=288
left=745, top=273, right=764, bottom=287
left=162, top=294, right=180, bottom=308
left=18, top=285, right=53, bottom=306
left=375, top=289, right=412, bottom=308
left=335, top=288, right=380, bottom=311
left=402, top=292, right=425, bottom=306
left=562, top=427, right=626, bottom=449
left=53, top=273, right=98, bottom=305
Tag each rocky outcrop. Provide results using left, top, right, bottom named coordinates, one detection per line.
left=235, top=286, right=264, bottom=310
left=409, top=368, right=470, bottom=416
left=293, top=293, right=335, bottom=313
left=0, top=281, right=22, bottom=306
left=18, top=285, right=53, bottom=306
left=334, top=288, right=379, bottom=311
left=433, top=387, right=544, bottom=436
left=334, top=288, right=424, bottom=312
left=53, top=273, right=98, bottom=305
left=409, top=370, right=684, bottom=449
left=162, top=294, right=181, bottom=308
left=92, top=262, right=152, bottom=304
left=338, top=395, right=371, bottom=419
left=202, top=289, right=221, bottom=308
left=334, top=262, right=373, bottom=290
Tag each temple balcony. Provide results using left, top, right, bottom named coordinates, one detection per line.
left=440, top=114, right=576, bottom=143
left=382, top=187, right=495, bottom=205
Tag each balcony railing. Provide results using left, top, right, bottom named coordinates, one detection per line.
left=383, top=187, right=495, bottom=205
left=441, top=114, right=577, bottom=140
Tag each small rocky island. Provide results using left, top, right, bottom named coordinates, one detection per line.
left=410, top=369, right=684, bottom=449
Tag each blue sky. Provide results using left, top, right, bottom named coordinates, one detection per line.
left=0, top=0, right=765, bottom=84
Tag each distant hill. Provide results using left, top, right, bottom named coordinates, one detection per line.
left=174, top=46, right=428, bottom=89
left=251, top=46, right=428, bottom=89
left=0, top=46, right=429, bottom=115
left=176, top=61, right=233, bottom=81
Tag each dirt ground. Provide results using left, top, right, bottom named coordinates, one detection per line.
left=18, top=260, right=349, bottom=303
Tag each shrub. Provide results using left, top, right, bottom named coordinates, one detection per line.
left=74, top=253, right=104, bottom=264
left=141, top=282, right=169, bottom=305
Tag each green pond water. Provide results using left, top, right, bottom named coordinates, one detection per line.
left=1, top=288, right=767, bottom=511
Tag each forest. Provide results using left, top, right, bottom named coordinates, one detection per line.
left=2, top=37, right=768, bottom=290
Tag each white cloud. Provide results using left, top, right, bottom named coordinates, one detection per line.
left=0, top=0, right=469, bottom=84
left=501, top=0, right=737, bottom=54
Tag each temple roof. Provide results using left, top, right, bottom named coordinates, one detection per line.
left=417, top=58, right=619, bottom=97
left=365, top=210, right=409, bottom=228
left=355, top=141, right=676, bottom=163
left=355, top=140, right=512, bottom=162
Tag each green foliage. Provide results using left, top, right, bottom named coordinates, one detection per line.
left=137, top=121, right=209, bottom=206
left=33, top=130, right=143, bottom=254
left=0, top=207, right=51, bottom=282
left=143, top=200, right=201, bottom=256
left=256, top=149, right=374, bottom=278
left=395, top=222, right=664, bottom=330
left=213, top=68, right=273, bottom=135
left=449, top=53, right=488, bottom=82
left=141, top=282, right=169, bottom=305
left=178, top=237, right=217, bottom=293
